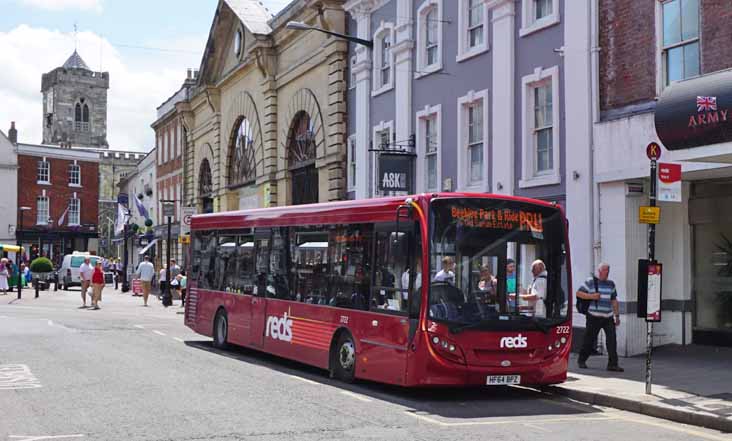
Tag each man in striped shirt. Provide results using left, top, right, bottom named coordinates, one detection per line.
left=577, top=263, right=624, bottom=372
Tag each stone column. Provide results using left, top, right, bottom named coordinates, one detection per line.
left=351, top=10, right=372, bottom=199
left=393, top=0, right=414, bottom=190
left=324, top=38, right=349, bottom=201
left=259, top=75, right=279, bottom=207
left=490, top=1, right=515, bottom=195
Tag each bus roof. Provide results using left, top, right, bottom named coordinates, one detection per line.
left=190, top=192, right=562, bottom=231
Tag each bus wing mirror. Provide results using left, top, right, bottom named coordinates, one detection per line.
left=395, top=205, right=413, bottom=245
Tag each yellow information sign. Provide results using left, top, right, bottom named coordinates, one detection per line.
left=639, top=206, right=661, bottom=224
left=178, top=235, right=191, bottom=245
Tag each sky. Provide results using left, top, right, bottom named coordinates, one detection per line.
left=0, top=0, right=292, bottom=152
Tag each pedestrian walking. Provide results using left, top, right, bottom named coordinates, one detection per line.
left=179, top=271, right=187, bottom=307
left=79, top=257, right=94, bottom=308
left=135, top=255, right=155, bottom=307
left=0, top=258, right=9, bottom=295
left=577, top=263, right=624, bottom=372
left=158, top=266, right=167, bottom=299
left=169, top=259, right=181, bottom=279
left=91, top=261, right=104, bottom=310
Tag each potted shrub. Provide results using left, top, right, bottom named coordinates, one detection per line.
left=30, top=257, right=53, bottom=292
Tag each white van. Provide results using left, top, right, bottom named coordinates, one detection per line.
left=59, top=252, right=102, bottom=290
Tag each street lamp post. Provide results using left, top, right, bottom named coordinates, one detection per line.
left=286, top=21, right=373, bottom=48
left=17, top=206, right=31, bottom=299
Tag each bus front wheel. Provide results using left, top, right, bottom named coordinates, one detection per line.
left=213, top=310, right=229, bottom=349
left=333, top=333, right=356, bottom=383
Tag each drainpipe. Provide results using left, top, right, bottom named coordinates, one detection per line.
left=590, top=0, right=601, bottom=268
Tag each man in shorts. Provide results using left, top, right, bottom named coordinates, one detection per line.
left=135, top=255, right=155, bottom=307
left=79, top=257, right=94, bottom=308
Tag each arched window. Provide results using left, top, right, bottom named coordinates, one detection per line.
left=288, top=112, right=317, bottom=169
left=199, top=158, right=214, bottom=213
left=74, top=98, right=89, bottom=132
left=287, top=111, right=318, bottom=205
left=227, top=117, right=255, bottom=187
left=199, top=159, right=213, bottom=197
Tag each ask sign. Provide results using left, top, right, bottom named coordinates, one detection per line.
left=378, top=153, right=412, bottom=193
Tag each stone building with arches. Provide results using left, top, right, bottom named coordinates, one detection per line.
left=179, top=0, right=349, bottom=213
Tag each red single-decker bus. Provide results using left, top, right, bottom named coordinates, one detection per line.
left=185, top=193, right=572, bottom=387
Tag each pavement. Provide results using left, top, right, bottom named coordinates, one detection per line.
left=1, top=285, right=731, bottom=440
left=548, top=343, right=732, bottom=433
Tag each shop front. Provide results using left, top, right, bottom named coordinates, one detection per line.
left=655, top=69, right=732, bottom=346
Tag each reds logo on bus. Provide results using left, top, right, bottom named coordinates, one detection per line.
left=499, top=334, right=528, bottom=349
left=266, top=312, right=293, bottom=342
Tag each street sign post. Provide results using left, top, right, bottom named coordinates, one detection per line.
left=643, top=142, right=663, bottom=395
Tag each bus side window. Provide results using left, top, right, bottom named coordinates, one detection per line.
left=409, top=224, right=423, bottom=319
left=268, top=227, right=290, bottom=299
left=328, top=224, right=372, bottom=310
left=372, top=227, right=409, bottom=314
left=196, top=232, right=216, bottom=290
left=290, top=226, right=330, bottom=304
left=254, top=229, right=271, bottom=297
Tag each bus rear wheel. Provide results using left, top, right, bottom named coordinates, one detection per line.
left=333, top=333, right=356, bottom=383
left=213, top=310, right=229, bottom=349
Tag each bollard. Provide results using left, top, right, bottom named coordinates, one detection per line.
left=35, top=281, right=39, bottom=298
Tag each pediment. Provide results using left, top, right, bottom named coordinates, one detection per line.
left=197, top=0, right=273, bottom=86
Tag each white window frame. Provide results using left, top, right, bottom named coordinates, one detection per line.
left=371, top=120, right=394, bottom=196
left=347, top=135, right=357, bottom=192
left=37, top=158, right=50, bottom=185
left=457, top=0, right=490, bottom=62
left=519, top=0, right=560, bottom=37
left=69, top=195, right=80, bottom=226
left=372, top=22, right=395, bottom=96
left=656, top=0, right=700, bottom=94
left=416, top=104, right=442, bottom=193
left=416, top=0, right=443, bottom=78
left=520, top=66, right=561, bottom=188
left=36, top=195, right=49, bottom=226
left=456, top=89, right=490, bottom=191
left=68, top=161, right=81, bottom=187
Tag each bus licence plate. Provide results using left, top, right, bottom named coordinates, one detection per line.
left=486, top=375, right=520, bottom=385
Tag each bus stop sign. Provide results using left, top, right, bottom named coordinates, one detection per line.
left=646, top=142, right=662, bottom=161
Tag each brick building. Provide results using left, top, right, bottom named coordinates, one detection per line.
left=16, top=142, right=100, bottom=265
left=592, top=0, right=732, bottom=350
left=152, top=75, right=194, bottom=267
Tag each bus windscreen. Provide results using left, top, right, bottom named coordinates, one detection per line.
left=429, top=198, right=569, bottom=330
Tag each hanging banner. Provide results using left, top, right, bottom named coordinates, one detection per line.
left=378, top=153, right=412, bottom=192
left=658, top=163, right=682, bottom=202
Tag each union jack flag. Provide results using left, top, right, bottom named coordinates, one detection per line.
left=697, top=96, right=717, bottom=113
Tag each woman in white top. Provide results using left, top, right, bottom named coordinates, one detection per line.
left=158, top=266, right=167, bottom=299
left=0, top=258, right=9, bottom=294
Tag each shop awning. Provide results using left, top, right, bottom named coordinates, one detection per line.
left=0, top=244, right=24, bottom=253
left=138, top=239, right=158, bottom=255
left=655, top=69, right=732, bottom=158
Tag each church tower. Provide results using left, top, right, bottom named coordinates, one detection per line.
left=41, top=50, right=109, bottom=148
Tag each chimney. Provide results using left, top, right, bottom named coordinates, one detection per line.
left=8, top=121, right=17, bottom=144
left=187, top=68, right=192, bottom=79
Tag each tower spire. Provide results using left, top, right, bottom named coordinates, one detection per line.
left=74, top=23, right=78, bottom=51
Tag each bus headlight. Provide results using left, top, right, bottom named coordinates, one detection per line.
left=560, top=337, right=567, bottom=345
left=428, top=333, right=466, bottom=364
